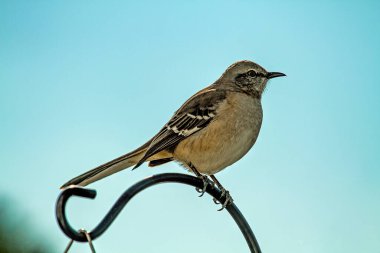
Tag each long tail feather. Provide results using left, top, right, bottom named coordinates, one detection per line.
left=60, top=146, right=147, bottom=189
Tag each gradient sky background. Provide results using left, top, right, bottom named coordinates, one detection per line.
left=1, top=1, right=380, bottom=252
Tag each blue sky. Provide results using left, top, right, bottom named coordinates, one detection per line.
left=1, top=1, right=379, bottom=252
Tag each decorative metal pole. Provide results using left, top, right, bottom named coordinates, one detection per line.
left=56, top=173, right=262, bottom=253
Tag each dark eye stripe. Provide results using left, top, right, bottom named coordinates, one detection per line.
left=257, top=72, right=266, bottom=77
left=236, top=71, right=266, bottom=81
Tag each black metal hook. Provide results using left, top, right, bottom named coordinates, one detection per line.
left=56, top=173, right=262, bottom=253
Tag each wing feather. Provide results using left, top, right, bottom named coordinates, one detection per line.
left=134, top=88, right=226, bottom=168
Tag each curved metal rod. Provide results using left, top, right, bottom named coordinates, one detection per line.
left=56, top=173, right=261, bottom=253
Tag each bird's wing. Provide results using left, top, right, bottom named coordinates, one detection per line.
left=134, top=88, right=226, bottom=168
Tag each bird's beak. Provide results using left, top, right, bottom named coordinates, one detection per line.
left=267, top=72, right=286, bottom=79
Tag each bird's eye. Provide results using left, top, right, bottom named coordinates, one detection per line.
left=247, top=70, right=257, bottom=77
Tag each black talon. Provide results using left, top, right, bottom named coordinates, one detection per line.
left=187, top=163, right=213, bottom=197
left=195, top=175, right=211, bottom=197
left=217, top=190, right=233, bottom=211
left=213, top=188, right=226, bottom=204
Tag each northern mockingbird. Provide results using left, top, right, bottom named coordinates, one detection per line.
left=61, top=60, right=285, bottom=210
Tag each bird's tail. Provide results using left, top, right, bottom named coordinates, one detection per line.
left=60, top=144, right=149, bottom=189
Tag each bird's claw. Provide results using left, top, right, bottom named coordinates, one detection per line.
left=213, top=189, right=233, bottom=211
left=196, top=175, right=213, bottom=197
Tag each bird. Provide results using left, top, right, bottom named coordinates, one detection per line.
left=61, top=60, right=285, bottom=210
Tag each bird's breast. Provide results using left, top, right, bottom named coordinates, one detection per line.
left=174, top=92, right=263, bottom=175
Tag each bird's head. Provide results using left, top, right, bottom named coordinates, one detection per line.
left=219, top=60, right=285, bottom=96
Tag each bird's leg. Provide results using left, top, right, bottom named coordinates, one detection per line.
left=188, top=162, right=213, bottom=197
left=210, top=175, right=233, bottom=211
